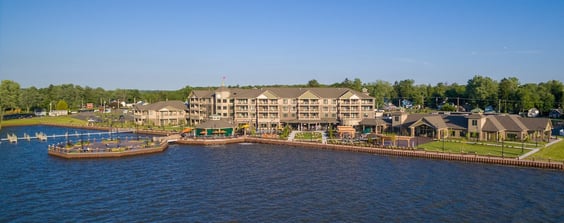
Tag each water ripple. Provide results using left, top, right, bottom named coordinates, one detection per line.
left=1, top=126, right=563, bottom=222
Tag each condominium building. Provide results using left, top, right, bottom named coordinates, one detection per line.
left=187, top=87, right=375, bottom=132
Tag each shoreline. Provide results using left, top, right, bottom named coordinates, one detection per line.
left=2, top=123, right=563, bottom=170
left=174, top=137, right=564, bottom=171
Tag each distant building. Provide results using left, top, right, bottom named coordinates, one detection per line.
left=49, top=110, right=68, bottom=116
left=361, top=112, right=552, bottom=142
left=187, top=87, right=375, bottom=132
left=549, top=109, right=563, bottom=119
left=132, top=100, right=187, bottom=126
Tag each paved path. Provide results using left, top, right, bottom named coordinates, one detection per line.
left=287, top=131, right=297, bottom=141
left=319, top=131, right=327, bottom=144
left=519, top=137, right=561, bottom=160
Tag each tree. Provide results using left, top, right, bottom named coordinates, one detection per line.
left=19, top=87, right=43, bottom=112
left=365, top=80, right=393, bottom=109
left=544, top=80, right=564, bottom=108
left=352, top=78, right=362, bottom=91
left=498, top=77, right=520, bottom=113
left=517, top=84, right=540, bottom=112
left=0, top=80, right=21, bottom=111
left=307, top=79, right=321, bottom=87
left=466, top=75, right=498, bottom=109
left=393, top=79, right=416, bottom=108
left=537, top=82, right=555, bottom=114
left=440, top=104, right=457, bottom=111
left=55, top=100, right=69, bottom=110
left=0, top=80, right=21, bottom=128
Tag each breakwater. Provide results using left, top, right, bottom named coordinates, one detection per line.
left=176, top=137, right=564, bottom=170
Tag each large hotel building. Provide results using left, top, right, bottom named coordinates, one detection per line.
left=187, top=87, right=375, bottom=132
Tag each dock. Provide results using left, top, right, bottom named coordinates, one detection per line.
left=7, top=133, right=17, bottom=143
left=1, top=130, right=134, bottom=143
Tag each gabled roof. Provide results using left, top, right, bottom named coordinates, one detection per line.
left=190, top=90, right=214, bottom=98
left=482, top=116, right=505, bottom=132
left=443, top=115, right=467, bottom=130
left=188, top=87, right=375, bottom=101
left=423, top=116, right=448, bottom=129
left=134, top=100, right=187, bottom=111
left=402, top=113, right=428, bottom=126
left=494, top=115, right=528, bottom=132
left=408, top=115, right=448, bottom=129
left=520, top=117, right=552, bottom=131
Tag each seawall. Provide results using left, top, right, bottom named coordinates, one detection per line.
left=177, top=137, right=564, bottom=171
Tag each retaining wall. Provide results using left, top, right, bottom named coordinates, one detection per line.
left=177, top=137, right=564, bottom=171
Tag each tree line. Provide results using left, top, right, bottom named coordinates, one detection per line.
left=1, top=75, right=563, bottom=116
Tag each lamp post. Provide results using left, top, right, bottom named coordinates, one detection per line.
left=442, top=130, right=445, bottom=152
left=501, top=140, right=504, bottom=158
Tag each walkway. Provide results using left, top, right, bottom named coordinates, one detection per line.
left=519, top=137, right=562, bottom=160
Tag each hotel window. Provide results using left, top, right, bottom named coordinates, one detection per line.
left=223, top=99, right=227, bottom=103
left=324, top=99, right=328, bottom=104
left=472, top=120, right=478, bottom=126
left=283, top=99, right=288, bottom=104
left=323, top=107, right=329, bottom=112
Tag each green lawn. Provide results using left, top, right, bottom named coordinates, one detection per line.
left=1, top=116, right=87, bottom=127
left=418, top=141, right=527, bottom=158
left=528, top=137, right=564, bottom=161
left=294, top=131, right=322, bottom=141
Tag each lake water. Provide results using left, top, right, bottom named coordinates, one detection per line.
left=1, top=126, right=563, bottom=222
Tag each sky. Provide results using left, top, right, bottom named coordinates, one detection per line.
left=1, top=0, right=563, bottom=90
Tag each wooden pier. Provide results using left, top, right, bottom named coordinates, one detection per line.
left=1, top=130, right=133, bottom=143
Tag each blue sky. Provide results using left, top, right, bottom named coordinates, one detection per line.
left=1, top=0, right=563, bottom=90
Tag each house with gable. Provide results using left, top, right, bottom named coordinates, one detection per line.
left=132, top=100, right=188, bottom=126
left=376, top=112, right=553, bottom=142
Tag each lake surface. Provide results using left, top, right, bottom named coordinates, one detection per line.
left=1, top=126, right=563, bottom=222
